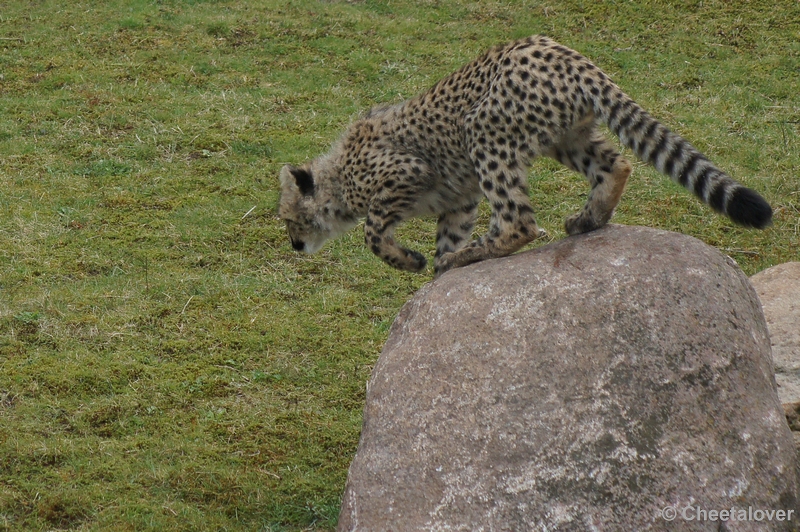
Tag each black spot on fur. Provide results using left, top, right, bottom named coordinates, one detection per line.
left=607, top=101, right=622, bottom=124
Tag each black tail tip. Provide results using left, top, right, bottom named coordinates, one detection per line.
left=728, top=187, right=773, bottom=229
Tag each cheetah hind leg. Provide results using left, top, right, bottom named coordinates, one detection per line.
left=555, top=131, right=632, bottom=235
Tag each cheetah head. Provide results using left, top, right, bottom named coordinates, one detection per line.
left=278, top=164, right=357, bottom=254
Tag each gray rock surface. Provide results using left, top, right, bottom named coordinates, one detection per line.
left=339, top=225, right=797, bottom=531
left=751, top=262, right=800, bottom=405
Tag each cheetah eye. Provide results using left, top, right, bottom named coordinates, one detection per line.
left=285, top=219, right=310, bottom=234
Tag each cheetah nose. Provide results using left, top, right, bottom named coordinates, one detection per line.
left=290, top=238, right=305, bottom=252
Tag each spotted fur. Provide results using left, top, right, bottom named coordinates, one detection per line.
left=279, top=36, right=772, bottom=275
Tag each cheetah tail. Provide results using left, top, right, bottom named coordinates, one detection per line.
left=593, top=86, right=772, bottom=229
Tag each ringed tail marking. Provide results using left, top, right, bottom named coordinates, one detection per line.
left=589, top=81, right=772, bottom=229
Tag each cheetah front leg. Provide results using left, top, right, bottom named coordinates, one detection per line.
left=433, top=202, right=479, bottom=275
left=435, top=161, right=543, bottom=275
left=364, top=201, right=427, bottom=273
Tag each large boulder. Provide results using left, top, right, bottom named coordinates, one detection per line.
left=750, top=262, right=800, bottom=405
left=339, top=225, right=797, bottom=531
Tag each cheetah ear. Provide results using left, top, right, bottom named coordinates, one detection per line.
left=280, top=165, right=315, bottom=196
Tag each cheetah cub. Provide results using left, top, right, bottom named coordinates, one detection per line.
left=279, top=36, right=772, bottom=275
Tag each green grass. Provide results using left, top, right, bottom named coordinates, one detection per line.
left=0, top=0, right=798, bottom=530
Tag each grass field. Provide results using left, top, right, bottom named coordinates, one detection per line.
left=1, top=0, right=798, bottom=530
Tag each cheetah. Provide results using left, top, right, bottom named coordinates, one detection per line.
left=279, top=36, right=772, bottom=275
